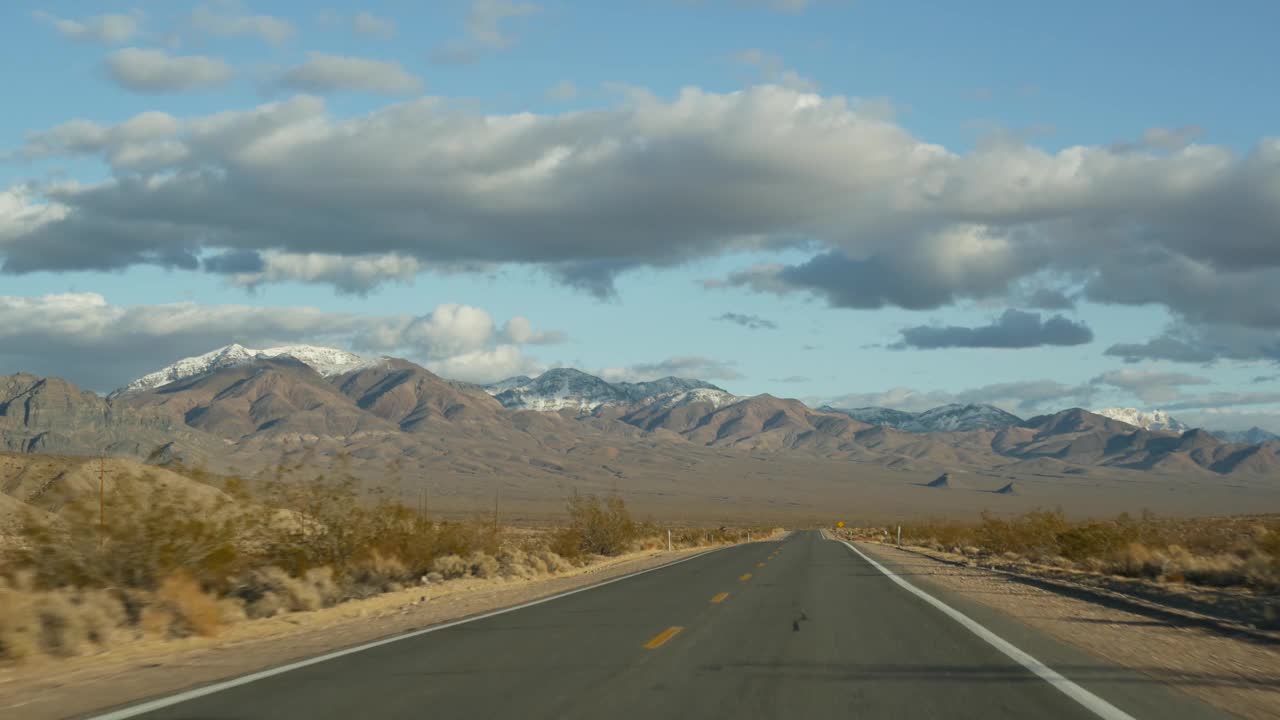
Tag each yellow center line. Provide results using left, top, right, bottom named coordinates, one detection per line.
left=710, top=592, right=730, bottom=603
left=643, top=626, right=684, bottom=649
left=740, top=572, right=752, bottom=581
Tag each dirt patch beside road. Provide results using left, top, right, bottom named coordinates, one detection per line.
left=856, top=541, right=1280, bottom=720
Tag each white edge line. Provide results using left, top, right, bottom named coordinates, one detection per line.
left=836, top=539, right=1137, bottom=720
left=85, top=546, right=732, bottom=720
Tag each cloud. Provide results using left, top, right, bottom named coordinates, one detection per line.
left=731, top=49, right=817, bottom=92
left=598, top=356, right=742, bottom=382
left=1161, top=391, right=1280, bottom=411
left=1105, top=322, right=1280, bottom=364
left=714, top=312, right=777, bottom=330
left=824, top=379, right=1093, bottom=414
left=1253, top=375, right=1278, bottom=384
left=105, top=49, right=232, bottom=93
left=189, top=4, right=295, bottom=45
left=500, top=315, right=567, bottom=345
left=1024, top=287, right=1075, bottom=310
left=546, top=80, right=577, bottom=101
left=208, top=251, right=432, bottom=294
left=353, top=11, right=397, bottom=38
left=3, top=84, right=1279, bottom=333
left=33, top=11, right=141, bottom=44
left=770, top=375, right=809, bottom=383
left=893, top=309, right=1093, bottom=350
left=1089, top=368, right=1211, bottom=404
left=277, top=54, right=423, bottom=95
left=1112, top=125, right=1205, bottom=153
left=1174, top=409, right=1280, bottom=434
left=431, top=0, right=540, bottom=63
left=0, top=294, right=561, bottom=391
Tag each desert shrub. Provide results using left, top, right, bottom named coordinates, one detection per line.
left=552, top=492, right=637, bottom=558
left=431, top=554, right=469, bottom=579
left=153, top=572, right=221, bottom=637
left=10, top=475, right=243, bottom=592
left=891, top=510, right=1280, bottom=591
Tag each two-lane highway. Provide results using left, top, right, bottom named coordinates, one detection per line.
left=92, top=531, right=1229, bottom=719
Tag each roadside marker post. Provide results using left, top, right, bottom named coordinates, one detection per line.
left=897, top=525, right=902, bottom=546
left=667, top=529, right=672, bottom=551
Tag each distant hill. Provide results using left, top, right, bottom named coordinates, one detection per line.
left=821, top=403, right=1023, bottom=432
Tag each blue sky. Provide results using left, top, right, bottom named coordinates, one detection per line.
left=1, top=0, right=1278, bottom=431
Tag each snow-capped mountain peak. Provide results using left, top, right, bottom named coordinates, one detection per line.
left=115, top=344, right=374, bottom=395
left=484, top=369, right=731, bottom=411
left=1093, top=407, right=1189, bottom=432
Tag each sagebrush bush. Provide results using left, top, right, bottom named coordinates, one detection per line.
left=884, top=510, right=1280, bottom=591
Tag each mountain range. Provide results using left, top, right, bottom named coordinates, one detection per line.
left=2, top=345, right=1277, bottom=513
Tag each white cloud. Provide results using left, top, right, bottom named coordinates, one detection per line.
left=1090, top=368, right=1211, bottom=403
left=190, top=4, right=295, bottom=46
left=432, top=0, right=540, bottom=63
left=0, top=294, right=561, bottom=391
left=597, top=356, right=741, bottom=382
left=546, top=80, right=577, bottom=101
left=105, top=48, right=233, bottom=93
left=34, top=10, right=141, bottom=44
left=4, top=84, right=1280, bottom=355
left=731, top=49, right=817, bottom=92
left=426, top=345, right=541, bottom=384
left=352, top=11, right=397, bottom=38
left=277, top=53, right=423, bottom=95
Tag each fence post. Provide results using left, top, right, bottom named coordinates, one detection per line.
left=897, top=525, right=902, bottom=546
left=667, top=529, right=672, bottom=552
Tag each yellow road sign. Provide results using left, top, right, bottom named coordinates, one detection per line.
left=836, top=521, right=845, bottom=528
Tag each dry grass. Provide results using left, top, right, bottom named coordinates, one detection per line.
left=0, top=465, right=759, bottom=662
left=846, top=510, right=1280, bottom=591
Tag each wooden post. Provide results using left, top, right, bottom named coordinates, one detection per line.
left=667, top=529, right=672, bottom=551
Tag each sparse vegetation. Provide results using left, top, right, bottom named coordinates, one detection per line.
left=0, top=466, right=754, bottom=662
left=844, top=510, right=1280, bottom=591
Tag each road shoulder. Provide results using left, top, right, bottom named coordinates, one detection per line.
left=854, top=541, right=1280, bottom=720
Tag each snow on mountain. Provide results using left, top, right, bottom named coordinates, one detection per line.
left=632, top=386, right=741, bottom=412
left=1211, top=426, right=1280, bottom=444
left=1093, top=407, right=1190, bottom=433
left=820, top=406, right=916, bottom=427
left=116, top=344, right=374, bottom=395
left=485, top=369, right=730, bottom=411
left=819, top=403, right=1022, bottom=432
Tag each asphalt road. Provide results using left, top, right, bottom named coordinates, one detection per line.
left=98, top=531, right=1229, bottom=720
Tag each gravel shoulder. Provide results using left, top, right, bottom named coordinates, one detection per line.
left=0, top=545, right=716, bottom=720
left=856, top=541, right=1280, bottom=720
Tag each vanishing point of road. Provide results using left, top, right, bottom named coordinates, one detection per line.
left=89, top=531, right=1228, bottom=719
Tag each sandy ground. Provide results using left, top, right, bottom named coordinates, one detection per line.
left=0, top=545, right=718, bottom=720
left=856, top=541, right=1280, bottom=720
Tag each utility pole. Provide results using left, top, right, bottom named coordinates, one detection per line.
left=493, top=482, right=501, bottom=532
left=98, top=454, right=106, bottom=548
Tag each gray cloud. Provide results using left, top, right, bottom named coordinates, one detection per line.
left=893, top=309, right=1093, bottom=350
left=34, top=10, right=141, bottom=44
left=769, top=375, right=810, bottom=383
left=1253, top=375, right=1278, bottom=384
left=1105, top=323, right=1280, bottom=364
left=105, top=48, right=232, bottom=93
left=714, top=312, right=777, bottom=330
left=3, top=84, right=1279, bottom=344
left=1024, top=287, right=1075, bottom=310
left=277, top=54, right=423, bottom=95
